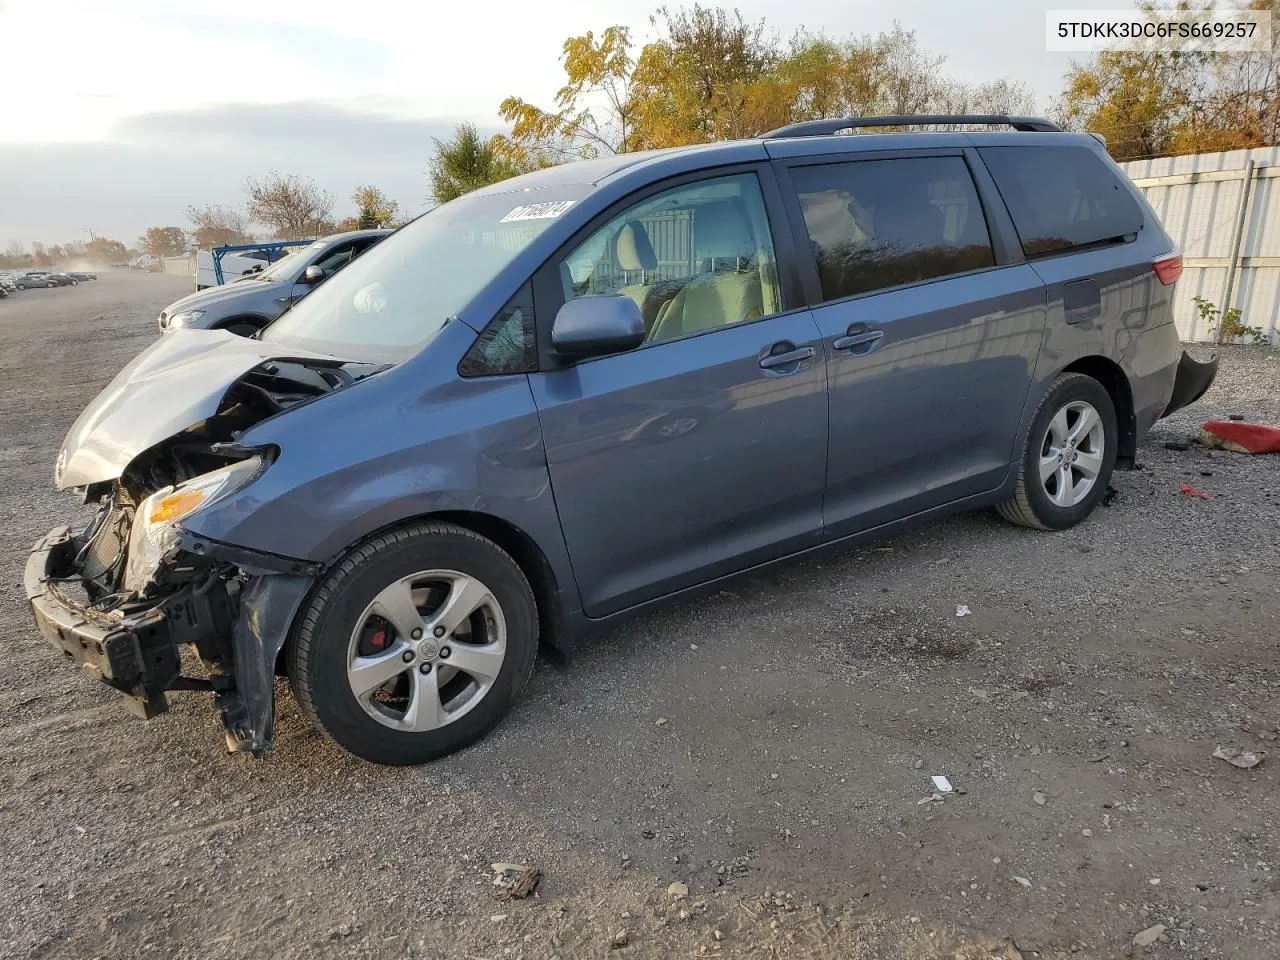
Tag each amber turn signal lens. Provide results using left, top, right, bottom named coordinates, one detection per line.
left=149, top=489, right=207, bottom=524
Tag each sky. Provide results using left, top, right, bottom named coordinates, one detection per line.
left=0, top=0, right=1108, bottom=249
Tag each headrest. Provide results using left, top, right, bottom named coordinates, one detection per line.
left=694, top=203, right=756, bottom=261
left=614, top=221, right=657, bottom=271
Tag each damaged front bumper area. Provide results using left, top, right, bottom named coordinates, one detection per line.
left=25, top=524, right=315, bottom=756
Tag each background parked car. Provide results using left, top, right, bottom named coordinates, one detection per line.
left=44, top=273, right=78, bottom=286
left=157, top=229, right=391, bottom=335
left=65, top=271, right=98, bottom=281
left=15, top=273, right=56, bottom=289
left=0, top=275, right=17, bottom=294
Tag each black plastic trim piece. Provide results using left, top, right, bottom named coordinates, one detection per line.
left=761, top=115, right=1062, bottom=139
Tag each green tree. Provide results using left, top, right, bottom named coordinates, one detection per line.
left=85, top=237, right=128, bottom=261
left=1174, top=0, right=1280, bottom=153
left=1057, top=46, right=1200, bottom=160
left=1053, top=1, right=1280, bottom=160
left=0, top=240, right=32, bottom=270
left=630, top=5, right=781, bottom=147
left=185, top=203, right=250, bottom=249
left=245, top=171, right=334, bottom=239
left=352, top=185, right=399, bottom=228
left=498, top=26, right=638, bottom=162
left=140, top=226, right=186, bottom=257
left=496, top=13, right=1016, bottom=158
left=428, top=122, right=528, bottom=204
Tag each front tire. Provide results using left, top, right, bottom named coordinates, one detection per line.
left=287, top=522, right=538, bottom=765
left=997, top=373, right=1118, bottom=530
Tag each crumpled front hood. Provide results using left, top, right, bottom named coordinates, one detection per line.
left=56, top=328, right=343, bottom=489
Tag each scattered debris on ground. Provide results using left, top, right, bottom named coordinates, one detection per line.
left=1212, top=745, right=1266, bottom=769
left=1200, top=419, right=1280, bottom=453
left=1132, top=923, right=1167, bottom=947
left=492, top=862, right=542, bottom=900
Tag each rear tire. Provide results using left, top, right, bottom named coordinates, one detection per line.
left=287, top=522, right=538, bottom=765
left=997, top=373, right=1118, bottom=530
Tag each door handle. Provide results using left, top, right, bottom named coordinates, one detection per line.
left=833, top=329, right=884, bottom=352
left=759, top=345, right=815, bottom=370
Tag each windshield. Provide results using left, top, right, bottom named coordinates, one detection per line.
left=260, top=188, right=589, bottom=356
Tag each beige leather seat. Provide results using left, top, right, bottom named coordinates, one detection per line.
left=650, top=204, right=763, bottom=342
left=611, top=222, right=663, bottom=328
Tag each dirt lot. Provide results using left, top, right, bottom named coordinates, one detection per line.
left=0, top=272, right=1277, bottom=960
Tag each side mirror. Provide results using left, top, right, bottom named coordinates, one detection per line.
left=552, top=295, right=645, bottom=358
left=300, top=264, right=325, bottom=285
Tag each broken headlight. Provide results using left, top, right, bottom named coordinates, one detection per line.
left=123, top=456, right=265, bottom=593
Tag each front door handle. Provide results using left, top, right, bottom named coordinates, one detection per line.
left=833, top=329, right=884, bottom=352
left=759, top=344, right=815, bottom=370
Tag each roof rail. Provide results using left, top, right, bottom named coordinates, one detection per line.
left=760, top=115, right=1063, bottom=139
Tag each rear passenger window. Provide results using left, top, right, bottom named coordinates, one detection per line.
left=790, top=157, right=995, bottom=301
left=979, top=146, right=1143, bottom=258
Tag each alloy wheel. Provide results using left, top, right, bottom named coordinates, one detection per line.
left=1038, top=400, right=1105, bottom=508
left=345, top=569, right=507, bottom=732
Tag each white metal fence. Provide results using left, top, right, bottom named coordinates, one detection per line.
left=1120, top=148, right=1280, bottom=343
left=162, top=254, right=195, bottom=278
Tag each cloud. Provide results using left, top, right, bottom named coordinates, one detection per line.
left=0, top=101, right=500, bottom=246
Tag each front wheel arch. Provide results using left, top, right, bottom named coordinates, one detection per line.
left=272, top=508, right=571, bottom=680
left=330, top=510, right=565, bottom=652
left=285, top=519, right=540, bottom=764
left=215, top=315, right=270, bottom=337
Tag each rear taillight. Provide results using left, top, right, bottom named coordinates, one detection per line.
left=1153, top=251, right=1183, bottom=286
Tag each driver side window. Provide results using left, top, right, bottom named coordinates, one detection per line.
left=312, top=242, right=358, bottom=278
left=559, top=173, right=782, bottom=346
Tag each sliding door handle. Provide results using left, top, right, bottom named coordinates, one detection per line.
left=833, top=330, right=884, bottom=352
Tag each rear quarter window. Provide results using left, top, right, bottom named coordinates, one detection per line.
left=979, top=146, right=1143, bottom=259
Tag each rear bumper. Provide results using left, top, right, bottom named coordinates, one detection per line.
left=25, top=527, right=178, bottom=718
left=1161, top=350, right=1219, bottom=418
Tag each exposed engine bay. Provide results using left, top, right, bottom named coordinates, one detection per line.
left=29, top=355, right=381, bottom=756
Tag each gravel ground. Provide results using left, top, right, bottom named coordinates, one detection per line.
left=0, top=273, right=1277, bottom=960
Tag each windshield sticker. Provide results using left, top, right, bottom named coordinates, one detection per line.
left=499, top=201, right=576, bottom=223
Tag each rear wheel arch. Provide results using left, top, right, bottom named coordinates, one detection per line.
left=1061, top=356, right=1136, bottom=468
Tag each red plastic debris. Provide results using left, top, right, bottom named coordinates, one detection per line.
left=1201, top=421, right=1280, bottom=454
left=1180, top=484, right=1211, bottom=500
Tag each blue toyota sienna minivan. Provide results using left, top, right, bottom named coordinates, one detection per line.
left=26, top=116, right=1217, bottom=765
